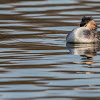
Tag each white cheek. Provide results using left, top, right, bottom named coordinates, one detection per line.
left=87, top=23, right=90, bottom=26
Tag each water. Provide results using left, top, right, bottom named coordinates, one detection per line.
left=0, top=0, right=100, bottom=100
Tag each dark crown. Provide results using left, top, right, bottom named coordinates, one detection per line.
left=80, top=16, right=93, bottom=27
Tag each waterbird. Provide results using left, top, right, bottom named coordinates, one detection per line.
left=66, top=16, right=100, bottom=43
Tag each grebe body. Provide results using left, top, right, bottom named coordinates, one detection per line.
left=66, top=27, right=98, bottom=43
left=66, top=16, right=99, bottom=43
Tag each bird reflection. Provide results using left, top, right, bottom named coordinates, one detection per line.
left=66, top=43, right=100, bottom=68
left=66, top=43, right=100, bottom=88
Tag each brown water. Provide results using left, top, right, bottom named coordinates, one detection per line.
left=0, top=0, right=100, bottom=100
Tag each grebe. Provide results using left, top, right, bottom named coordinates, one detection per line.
left=66, top=16, right=100, bottom=43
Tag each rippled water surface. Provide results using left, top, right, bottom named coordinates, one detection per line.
left=1, top=0, right=100, bottom=100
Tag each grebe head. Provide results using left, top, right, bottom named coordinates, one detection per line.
left=80, top=16, right=97, bottom=30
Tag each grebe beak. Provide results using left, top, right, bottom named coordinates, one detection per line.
left=94, top=24, right=97, bottom=30
left=95, top=24, right=97, bottom=28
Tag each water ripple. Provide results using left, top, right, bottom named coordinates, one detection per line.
left=0, top=0, right=100, bottom=100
